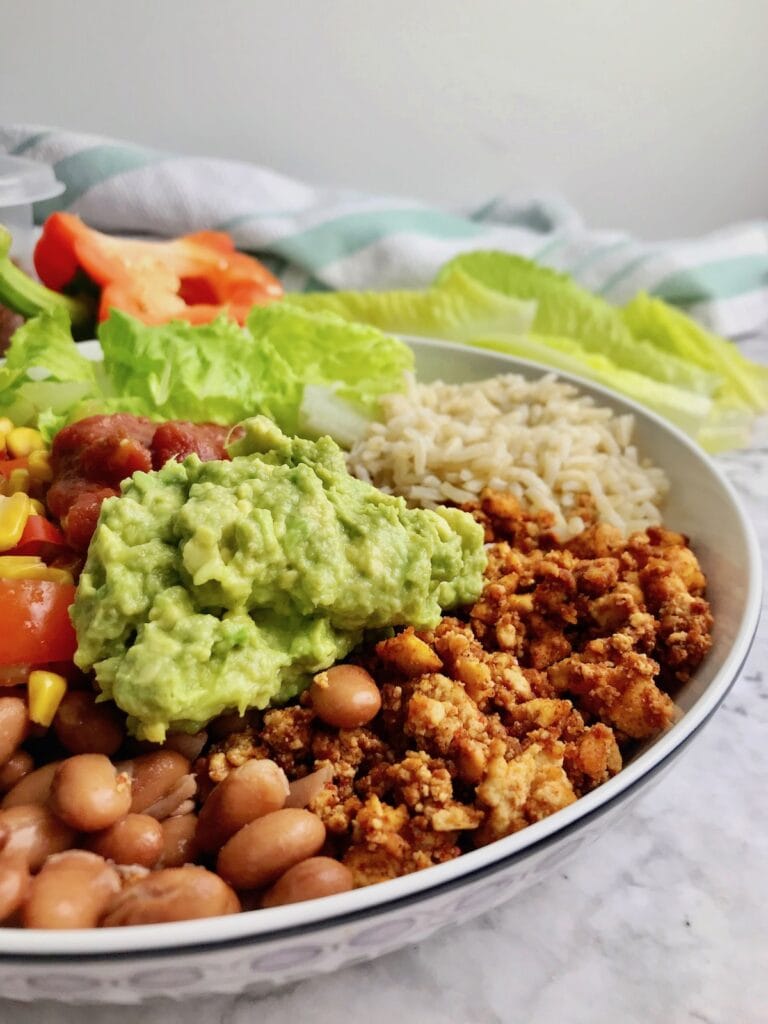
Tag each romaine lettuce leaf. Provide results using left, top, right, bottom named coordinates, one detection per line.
left=287, top=268, right=535, bottom=341
left=4, top=305, right=412, bottom=447
left=0, top=309, right=101, bottom=437
left=98, top=311, right=302, bottom=429
left=622, top=292, right=768, bottom=412
left=435, top=252, right=631, bottom=347
left=245, top=303, right=414, bottom=427
left=434, top=257, right=721, bottom=394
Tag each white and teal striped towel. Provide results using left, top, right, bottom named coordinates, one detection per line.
left=2, top=125, right=767, bottom=340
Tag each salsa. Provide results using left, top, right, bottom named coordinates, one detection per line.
left=47, top=414, right=232, bottom=550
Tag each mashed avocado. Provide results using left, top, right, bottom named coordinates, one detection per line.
left=73, top=416, right=486, bottom=740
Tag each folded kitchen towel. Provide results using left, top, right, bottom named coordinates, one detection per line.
left=2, top=125, right=767, bottom=340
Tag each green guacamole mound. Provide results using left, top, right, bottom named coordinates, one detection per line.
left=72, top=416, right=486, bottom=741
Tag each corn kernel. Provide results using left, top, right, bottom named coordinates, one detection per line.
left=38, top=567, right=74, bottom=585
left=28, top=499, right=46, bottom=516
left=28, top=670, right=67, bottom=727
left=0, top=557, right=73, bottom=581
left=0, top=554, right=42, bottom=578
left=0, top=555, right=73, bottom=583
left=7, top=468, right=30, bottom=495
left=0, top=493, right=31, bottom=551
left=0, top=417, right=13, bottom=438
left=6, top=427, right=44, bottom=459
left=27, top=450, right=53, bottom=484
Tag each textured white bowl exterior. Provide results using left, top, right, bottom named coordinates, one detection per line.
left=0, top=338, right=760, bottom=1004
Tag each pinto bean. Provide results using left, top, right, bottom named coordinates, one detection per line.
left=309, top=665, right=381, bottom=729
left=0, top=855, right=31, bottom=922
left=120, top=751, right=191, bottom=814
left=53, top=691, right=125, bottom=756
left=261, top=857, right=353, bottom=908
left=87, top=814, right=164, bottom=868
left=0, top=750, right=34, bottom=794
left=0, top=804, right=76, bottom=870
left=216, top=808, right=326, bottom=890
left=195, top=759, right=288, bottom=852
left=22, top=851, right=120, bottom=929
left=0, top=697, right=29, bottom=768
left=101, top=866, right=240, bottom=926
left=1, top=760, right=60, bottom=808
left=49, top=754, right=132, bottom=831
left=159, top=813, right=199, bottom=868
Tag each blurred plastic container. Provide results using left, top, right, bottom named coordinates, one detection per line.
left=0, top=155, right=64, bottom=267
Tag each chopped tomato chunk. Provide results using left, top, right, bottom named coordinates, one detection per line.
left=0, top=578, right=77, bottom=665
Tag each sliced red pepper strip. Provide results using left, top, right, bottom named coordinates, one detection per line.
left=0, top=457, right=29, bottom=478
left=6, top=516, right=68, bottom=557
left=0, top=578, right=77, bottom=665
left=34, top=214, right=283, bottom=326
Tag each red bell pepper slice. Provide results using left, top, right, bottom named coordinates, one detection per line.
left=0, top=578, right=77, bottom=665
left=34, top=214, right=283, bottom=326
left=6, top=516, right=68, bottom=558
left=0, top=457, right=29, bottom=478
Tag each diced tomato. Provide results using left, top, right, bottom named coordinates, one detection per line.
left=7, top=516, right=68, bottom=558
left=0, top=578, right=77, bottom=665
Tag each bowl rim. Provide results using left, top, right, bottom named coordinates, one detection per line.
left=0, top=335, right=761, bottom=957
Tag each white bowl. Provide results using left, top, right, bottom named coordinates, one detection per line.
left=0, top=338, right=761, bottom=1004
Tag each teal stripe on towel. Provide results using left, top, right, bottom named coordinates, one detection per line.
left=215, top=208, right=314, bottom=232
left=566, top=239, right=631, bottom=277
left=32, top=144, right=168, bottom=222
left=652, top=255, right=768, bottom=305
left=532, top=235, right=565, bottom=262
left=598, top=250, right=657, bottom=296
left=268, top=208, right=484, bottom=272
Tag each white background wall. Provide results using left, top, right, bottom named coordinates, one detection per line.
left=3, top=0, right=766, bottom=238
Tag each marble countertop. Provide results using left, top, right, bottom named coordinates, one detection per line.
left=4, top=341, right=767, bottom=1024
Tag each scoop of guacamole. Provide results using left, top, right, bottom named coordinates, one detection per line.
left=73, top=416, right=486, bottom=740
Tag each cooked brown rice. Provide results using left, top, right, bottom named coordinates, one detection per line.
left=348, top=373, right=669, bottom=539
